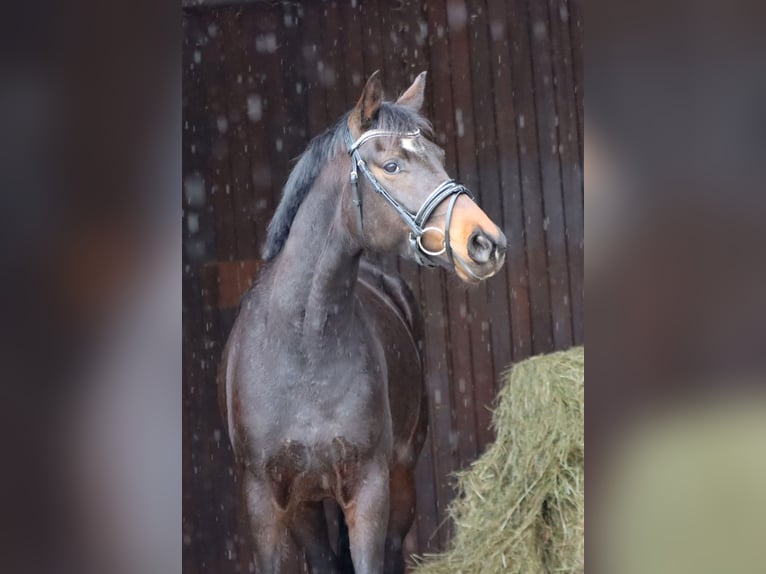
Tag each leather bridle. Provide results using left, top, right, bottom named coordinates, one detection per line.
left=345, top=127, right=475, bottom=268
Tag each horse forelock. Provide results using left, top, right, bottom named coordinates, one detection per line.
left=261, top=102, right=432, bottom=261
left=374, top=102, right=433, bottom=138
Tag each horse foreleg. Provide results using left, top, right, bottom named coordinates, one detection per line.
left=344, top=460, right=390, bottom=574
left=290, top=501, right=341, bottom=574
left=243, top=474, right=284, bottom=574
left=383, top=466, right=417, bottom=574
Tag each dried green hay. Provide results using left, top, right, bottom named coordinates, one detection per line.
left=413, top=346, right=584, bottom=574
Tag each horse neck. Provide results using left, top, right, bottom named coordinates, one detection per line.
left=269, top=163, right=362, bottom=341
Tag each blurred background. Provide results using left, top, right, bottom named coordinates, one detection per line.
left=0, top=1, right=180, bottom=573
left=182, top=0, right=583, bottom=572
left=587, top=0, right=766, bottom=572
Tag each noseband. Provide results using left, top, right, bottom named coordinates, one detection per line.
left=345, top=127, right=474, bottom=268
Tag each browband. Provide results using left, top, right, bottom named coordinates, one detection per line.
left=347, top=128, right=421, bottom=155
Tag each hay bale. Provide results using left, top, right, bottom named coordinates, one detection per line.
left=414, top=347, right=584, bottom=574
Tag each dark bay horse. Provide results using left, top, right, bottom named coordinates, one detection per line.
left=219, top=71, right=506, bottom=574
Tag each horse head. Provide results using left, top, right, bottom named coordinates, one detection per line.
left=345, top=71, right=507, bottom=283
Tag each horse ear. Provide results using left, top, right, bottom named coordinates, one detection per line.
left=351, top=70, right=383, bottom=132
left=396, top=71, right=427, bottom=111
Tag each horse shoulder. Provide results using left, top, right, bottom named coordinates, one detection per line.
left=356, top=260, right=427, bottom=464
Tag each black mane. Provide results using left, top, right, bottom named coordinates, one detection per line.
left=261, top=102, right=433, bottom=261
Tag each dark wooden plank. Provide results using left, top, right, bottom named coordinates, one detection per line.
left=415, top=267, right=456, bottom=550
left=183, top=11, right=217, bottom=268
left=527, top=0, right=574, bottom=350
left=567, top=0, right=584, bottom=164
left=220, top=10, right=259, bottom=258
left=547, top=0, right=584, bottom=344
left=445, top=0, right=503, bottom=463
left=464, top=0, right=515, bottom=451
left=278, top=2, right=312, bottom=167
left=506, top=0, right=555, bottom=354
left=201, top=259, right=261, bottom=309
left=251, top=6, right=297, bottom=241
left=339, top=0, right=367, bottom=106
left=214, top=12, right=267, bottom=572
left=183, top=11, right=216, bottom=574
left=182, top=272, right=205, bottom=574
left=201, top=9, right=239, bottom=262
left=301, top=2, right=331, bottom=138
left=201, top=9, right=252, bottom=572
left=320, top=2, right=347, bottom=122
left=235, top=9, right=274, bottom=255
left=485, top=0, right=534, bottom=363
left=183, top=11, right=238, bottom=574
left=361, top=0, right=386, bottom=79
left=181, top=17, right=200, bottom=574
left=202, top=258, right=260, bottom=574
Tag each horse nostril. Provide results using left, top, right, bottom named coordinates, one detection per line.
left=494, top=231, right=508, bottom=257
left=468, top=230, right=495, bottom=264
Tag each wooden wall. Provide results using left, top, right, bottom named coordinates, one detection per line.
left=182, top=0, right=583, bottom=572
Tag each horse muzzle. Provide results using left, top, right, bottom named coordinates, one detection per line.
left=451, top=226, right=507, bottom=282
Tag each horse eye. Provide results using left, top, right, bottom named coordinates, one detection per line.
left=383, top=161, right=400, bottom=174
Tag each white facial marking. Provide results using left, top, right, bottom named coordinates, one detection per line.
left=401, top=137, right=421, bottom=154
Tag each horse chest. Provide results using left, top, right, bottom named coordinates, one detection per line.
left=236, top=339, right=392, bottom=462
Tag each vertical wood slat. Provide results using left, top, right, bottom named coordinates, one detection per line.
left=567, top=0, right=584, bottom=164
left=182, top=1, right=584, bottom=571
left=220, top=11, right=259, bottom=258
left=485, top=0, right=534, bottom=363
left=182, top=19, right=212, bottom=574
left=339, top=1, right=366, bottom=104
left=301, top=3, right=331, bottom=140
left=252, top=6, right=296, bottom=239
left=465, top=0, right=513, bottom=448
left=201, top=9, right=239, bottom=262
left=507, top=0, right=555, bottom=355
left=279, top=2, right=311, bottom=181
left=200, top=266, right=249, bottom=574
left=320, top=3, right=347, bottom=123
left=527, top=0, right=574, bottom=350
left=547, top=0, right=584, bottom=345
left=183, top=12, right=232, bottom=574
left=183, top=12, right=217, bottom=267
left=443, top=0, right=484, bottom=469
